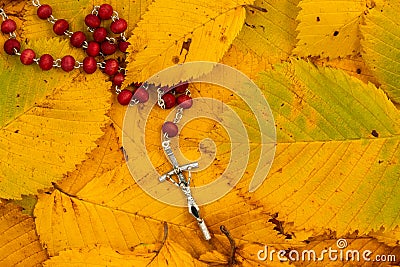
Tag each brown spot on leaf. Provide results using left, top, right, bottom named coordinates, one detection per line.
left=371, top=130, right=379, bottom=137
left=356, top=68, right=361, bottom=74
left=316, top=16, right=320, bottom=22
left=220, top=35, right=227, bottom=43
left=172, top=56, right=179, bottom=64
left=333, top=31, right=339, bottom=36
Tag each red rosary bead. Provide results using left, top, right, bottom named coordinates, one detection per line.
left=117, top=89, right=133, bottom=105
left=162, top=122, right=178, bottom=137
left=118, top=41, right=130, bottom=53
left=112, top=73, right=125, bottom=86
left=1, top=19, right=17, bottom=34
left=86, top=41, right=100, bottom=57
left=93, top=27, right=107, bottom=43
left=20, top=49, right=36, bottom=65
left=4, top=39, right=20, bottom=55
left=162, top=93, right=176, bottom=109
left=61, top=55, right=75, bottom=72
left=70, top=31, right=86, bottom=48
left=85, top=14, right=101, bottom=29
left=133, top=87, right=149, bottom=103
left=53, top=19, right=69, bottom=35
left=174, top=83, right=188, bottom=94
left=104, top=59, right=119, bottom=76
left=83, top=56, right=97, bottom=74
left=110, top=18, right=127, bottom=34
left=100, top=41, right=117, bottom=55
left=176, top=94, right=193, bottom=109
left=98, top=4, right=113, bottom=20
left=37, top=4, right=52, bottom=19
left=39, top=54, right=54, bottom=71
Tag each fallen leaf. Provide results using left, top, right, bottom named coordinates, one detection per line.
left=312, top=56, right=380, bottom=86
left=0, top=38, right=110, bottom=199
left=234, top=0, right=299, bottom=62
left=221, top=44, right=272, bottom=80
left=293, top=0, right=366, bottom=58
left=250, top=59, right=400, bottom=236
left=361, top=0, right=400, bottom=103
left=0, top=202, right=48, bottom=266
left=124, top=0, right=254, bottom=84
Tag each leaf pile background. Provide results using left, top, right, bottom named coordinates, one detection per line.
left=0, top=0, right=400, bottom=266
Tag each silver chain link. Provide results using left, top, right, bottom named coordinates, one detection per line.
left=31, top=0, right=41, bottom=7
left=64, top=30, right=73, bottom=38
left=120, top=32, right=127, bottom=42
left=47, top=15, right=57, bottom=24
left=173, top=108, right=184, bottom=124
left=157, top=88, right=166, bottom=109
left=111, top=11, right=120, bottom=22
left=105, top=37, right=117, bottom=44
left=53, top=58, right=62, bottom=68
left=91, top=6, right=100, bottom=16
left=0, top=9, right=9, bottom=21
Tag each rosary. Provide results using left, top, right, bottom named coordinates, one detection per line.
left=1, top=1, right=211, bottom=240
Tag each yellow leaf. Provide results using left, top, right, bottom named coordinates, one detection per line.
left=312, top=55, right=380, bottom=85
left=251, top=59, right=400, bottom=236
left=361, top=0, right=400, bottom=103
left=124, top=0, right=253, bottom=84
left=220, top=44, right=272, bottom=80
left=293, top=0, right=366, bottom=58
left=43, top=241, right=210, bottom=266
left=0, top=38, right=110, bottom=199
left=0, top=202, right=48, bottom=266
left=34, top=119, right=299, bottom=261
left=43, top=246, right=155, bottom=266
left=233, top=0, right=299, bottom=62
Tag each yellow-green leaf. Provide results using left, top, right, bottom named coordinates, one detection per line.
left=233, top=0, right=299, bottom=62
left=0, top=38, right=110, bottom=199
left=250, top=59, right=400, bottom=236
left=0, top=202, right=48, bottom=266
left=293, top=0, right=366, bottom=58
left=361, top=0, right=400, bottom=103
left=124, top=0, right=253, bottom=84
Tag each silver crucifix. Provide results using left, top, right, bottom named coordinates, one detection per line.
left=159, top=140, right=211, bottom=240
